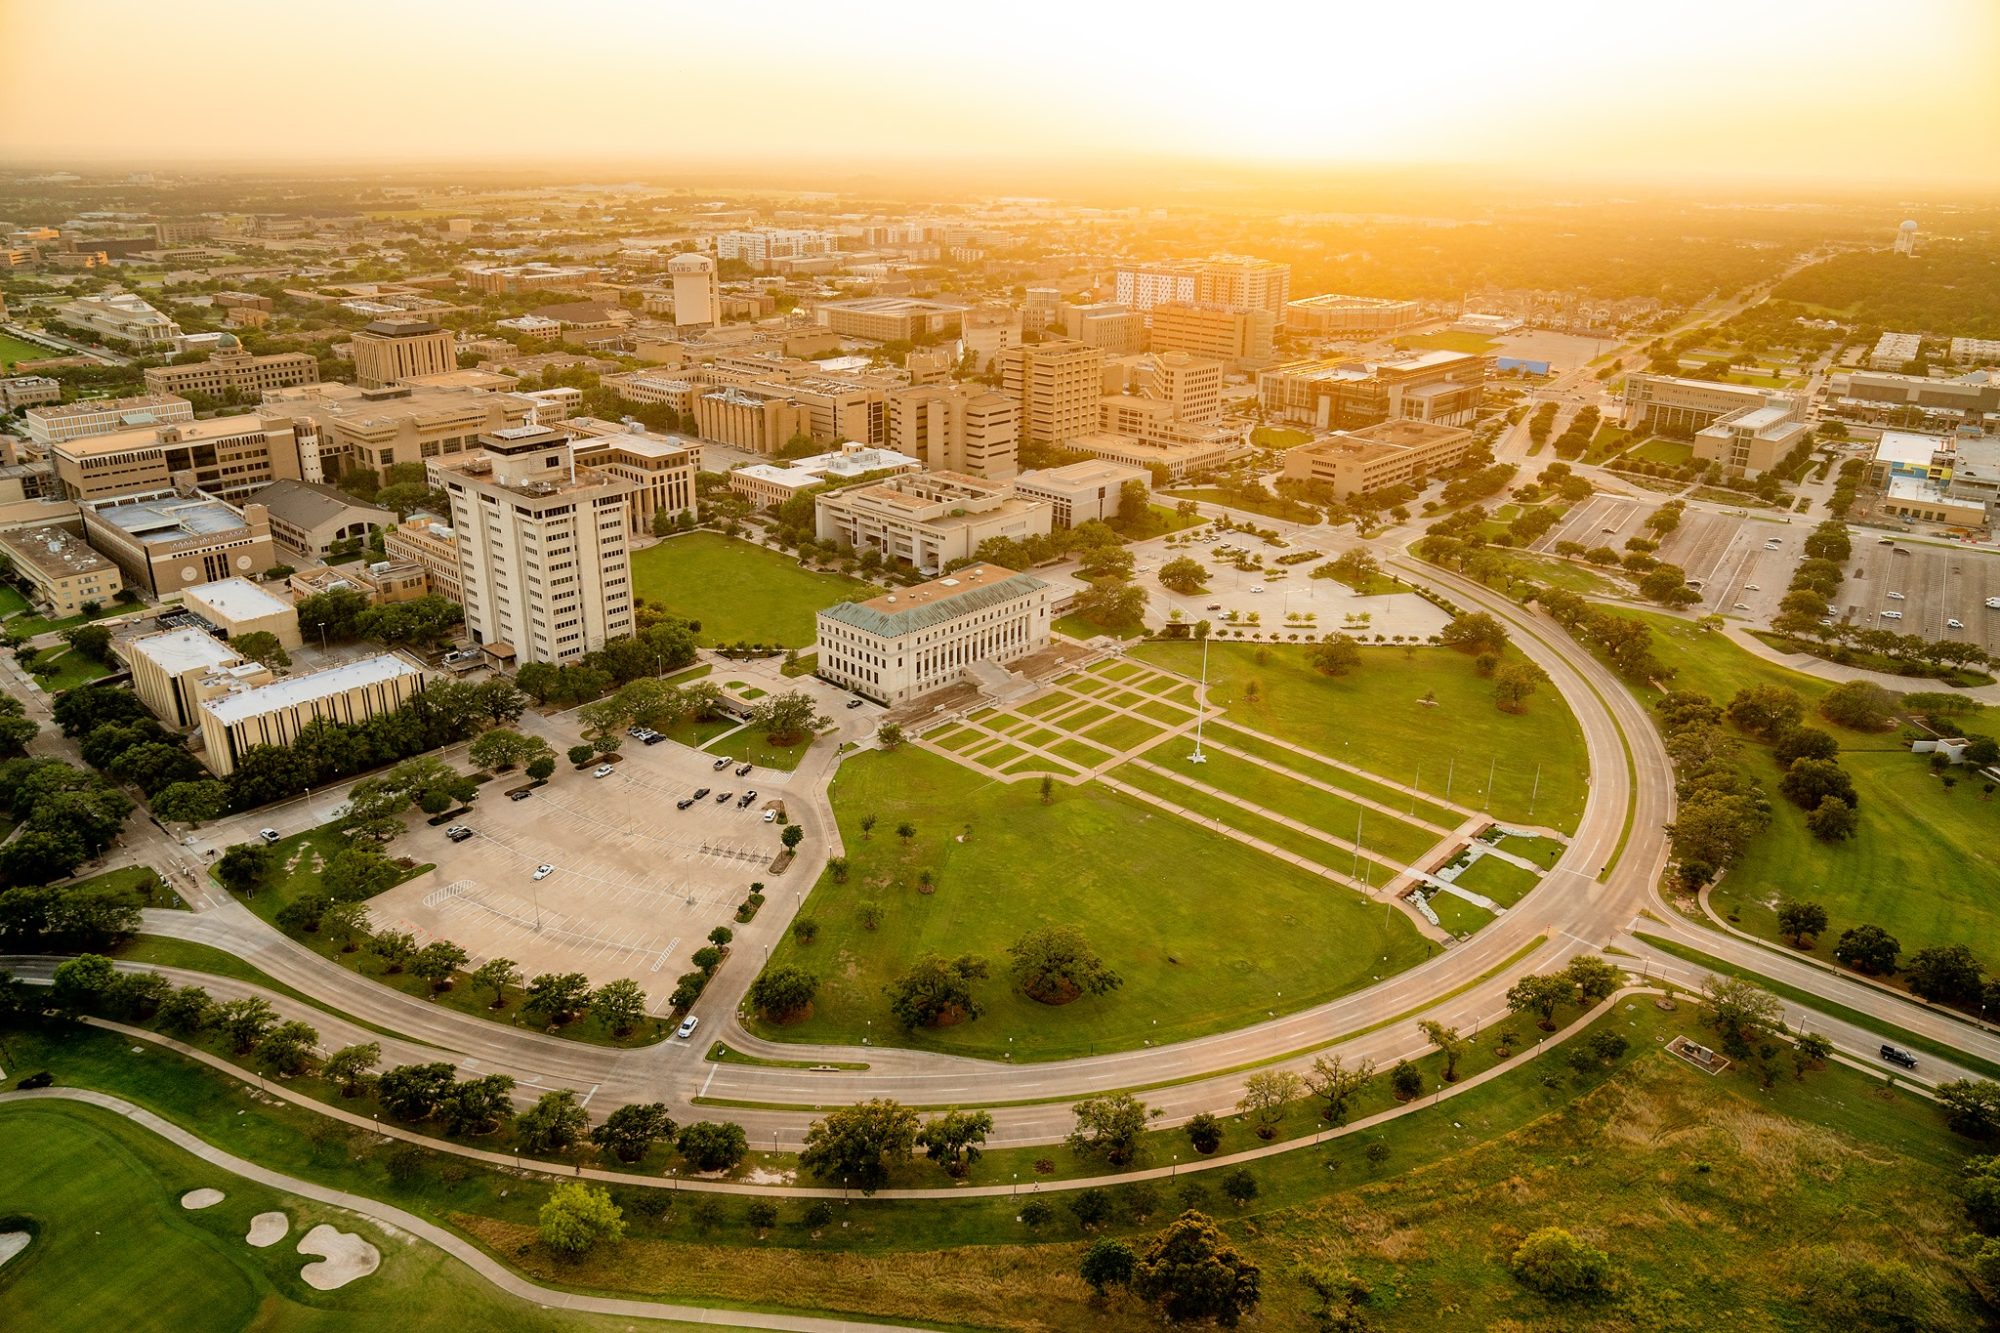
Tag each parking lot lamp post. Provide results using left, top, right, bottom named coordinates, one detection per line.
left=1188, top=636, right=1210, bottom=764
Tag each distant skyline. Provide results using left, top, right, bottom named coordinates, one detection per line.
left=4, top=0, right=1998, bottom=191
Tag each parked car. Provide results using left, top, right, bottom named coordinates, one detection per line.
left=715, top=791, right=733, bottom=803
left=1881, top=1045, right=1917, bottom=1069
left=642, top=732, right=666, bottom=745
left=593, top=764, right=614, bottom=778
left=675, top=798, right=694, bottom=810
left=676, top=1015, right=700, bottom=1039
left=739, top=790, right=757, bottom=808
left=846, top=698, right=865, bottom=709
left=762, top=810, right=778, bottom=823
left=712, top=757, right=732, bottom=770
left=509, top=789, right=532, bottom=802
left=735, top=764, right=753, bottom=777
left=258, top=827, right=281, bottom=844
left=532, top=864, right=555, bottom=881
left=692, top=787, right=710, bottom=799
left=1948, top=618, right=1966, bottom=629
left=1880, top=610, right=1904, bottom=620
left=1887, top=591, right=1907, bottom=600
left=445, top=825, right=473, bottom=843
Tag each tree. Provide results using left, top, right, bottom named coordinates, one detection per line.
left=1506, top=973, right=1572, bottom=1030
left=1186, top=1112, right=1223, bottom=1154
left=1960, top=1155, right=2000, bottom=1233
left=1937, top=1081, right=2000, bottom=1138
left=1038, top=775, right=1054, bottom=805
left=526, top=755, right=556, bottom=782
left=877, top=721, right=904, bottom=750
left=1301, top=1054, right=1375, bottom=1125
left=1237, top=1070, right=1302, bottom=1138
left=1774, top=725, right=1840, bottom=766
left=410, top=940, right=468, bottom=991
left=566, top=744, right=594, bottom=767
left=1221, top=1169, right=1259, bottom=1209
left=376, top=1061, right=456, bottom=1121
left=885, top=952, right=987, bottom=1029
left=538, top=1182, right=625, bottom=1258
left=1006, top=926, right=1121, bottom=1005
left=1779, top=758, right=1857, bottom=812
left=916, top=1108, right=993, bottom=1177
left=368, top=929, right=416, bottom=974
left=1702, top=974, right=1782, bottom=1056
left=231, top=630, right=291, bottom=669
left=748, top=965, right=819, bottom=1021
left=1565, top=954, right=1623, bottom=1004
left=216, top=842, right=274, bottom=894
left=1070, top=1186, right=1113, bottom=1230
left=322, top=1042, right=381, bottom=1097
left=1819, top=679, right=1896, bottom=731
left=1726, top=684, right=1806, bottom=738
left=1418, top=1020, right=1468, bottom=1082
left=1440, top=612, right=1508, bottom=656
left=1075, top=578, right=1147, bottom=630
left=1132, top=1211, right=1262, bottom=1326
left=1390, top=1060, right=1424, bottom=1101
left=1510, top=1226, right=1613, bottom=1298
left=1836, top=924, right=1900, bottom=976
left=1776, top=899, right=1829, bottom=948
left=749, top=690, right=829, bottom=746
left=1905, top=944, right=1985, bottom=1006
left=1492, top=660, right=1546, bottom=712
left=1158, top=557, right=1209, bottom=594
left=800, top=1098, right=919, bottom=1194
left=1080, top=1237, right=1137, bottom=1297
left=591, top=1102, right=675, bottom=1164
left=156, top=984, right=215, bottom=1036
left=216, top=996, right=277, bottom=1052
left=255, top=1020, right=319, bottom=1076
left=49, top=952, right=117, bottom=1016
left=1298, top=1264, right=1375, bottom=1333
left=323, top=845, right=401, bottom=901
left=1308, top=635, right=1360, bottom=678
left=781, top=823, right=804, bottom=853
left=1792, top=1031, right=1834, bottom=1080
left=1806, top=795, right=1859, bottom=842
left=675, top=1120, right=748, bottom=1171
left=588, top=977, right=649, bottom=1036
left=469, top=728, right=547, bottom=772
left=517, top=1088, right=590, bottom=1153
left=149, top=778, right=231, bottom=825
left=1068, top=1093, right=1155, bottom=1165
left=469, top=957, right=520, bottom=1009
left=525, top=971, right=593, bottom=1024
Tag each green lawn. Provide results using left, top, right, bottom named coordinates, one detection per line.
left=1250, top=425, right=1313, bottom=448
left=750, top=747, right=1431, bottom=1059
left=1206, top=723, right=1463, bottom=828
left=1626, top=437, right=1695, bottom=467
left=25, top=647, right=111, bottom=692
left=1394, top=330, right=1498, bottom=354
left=1052, top=612, right=1143, bottom=642
left=702, top=722, right=817, bottom=772
left=0, top=1103, right=672, bottom=1333
left=1425, top=888, right=1494, bottom=935
left=67, top=863, right=181, bottom=909
left=1111, top=503, right=1205, bottom=539
left=0, top=331, right=55, bottom=369
left=1144, top=745, right=1441, bottom=866
left=1131, top=642, right=1590, bottom=833
left=1163, top=488, right=1321, bottom=524
left=1451, top=854, right=1539, bottom=908
left=0, top=583, right=33, bottom=617
left=629, top=533, right=876, bottom=648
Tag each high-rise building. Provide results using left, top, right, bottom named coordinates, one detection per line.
left=714, top=229, right=837, bottom=267
left=435, top=426, right=637, bottom=665
left=1114, top=256, right=1291, bottom=323
left=1147, top=303, right=1274, bottom=366
left=350, top=320, right=457, bottom=389
left=668, top=252, right=719, bottom=327
left=888, top=384, right=1020, bottom=479
left=1062, top=301, right=1147, bottom=356
left=999, top=340, right=1104, bottom=445
left=1103, top=350, right=1224, bottom=424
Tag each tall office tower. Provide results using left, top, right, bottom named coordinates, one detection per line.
left=888, top=383, right=1020, bottom=479
left=350, top=319, right=456, bottom=389
left=668, top=252, right=720, bottom=326
left=998, top=339, right=1104, bottom=445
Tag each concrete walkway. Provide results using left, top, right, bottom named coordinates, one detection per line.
left=0, top=1086, right=926, bottom=1332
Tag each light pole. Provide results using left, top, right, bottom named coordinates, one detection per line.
left=1188, top=635, right=1210, bottom=764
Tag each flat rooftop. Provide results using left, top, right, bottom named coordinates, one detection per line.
left=91, top=494, right=250, bottom=543
left=57, top=412, right=276, bottom=456
left=126, top=626, right=241, bottom=674
left=1875, top=430, right=1948, bottom=467
left=818, top=296, right=969, bottom=315
left=203, top=653, right=424, bottom=725
left=0, top=524, right=113, bottom=576
left=186, top=576, right=293, bottom=621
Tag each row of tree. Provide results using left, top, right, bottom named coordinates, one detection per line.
left=509, top=612, right=700, bottom=708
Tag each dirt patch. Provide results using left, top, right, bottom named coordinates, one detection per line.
left=179, top=1188, right=225, bottom=1210
left=297, top=1223, right=380, bottom=1290
left=246, top=1211, right=289, bottom=1248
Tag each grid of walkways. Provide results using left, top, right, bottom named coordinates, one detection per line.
left=916, top=656, right=1568, bottom=932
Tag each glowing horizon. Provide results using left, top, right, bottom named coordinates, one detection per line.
left=3, top=0, right=1997, bottom=191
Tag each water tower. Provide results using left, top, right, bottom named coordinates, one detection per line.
left=1894, top=219, right=1919, bottom=255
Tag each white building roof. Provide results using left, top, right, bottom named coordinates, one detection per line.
left=186, top=576, right=293, bottom=621
left=1874, top=430, right=1948, bottom=467
left=202, top=653, right=422, bottom=725
left=128, top=627, right=242, bottom=674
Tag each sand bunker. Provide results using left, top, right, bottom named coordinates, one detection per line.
left=0, top=1232, right=29, bottom=1267
left=179, top=1188, right=225, bottom=1210
left=246, top=1212, right=289, bottom=1247
left=297, top=1224, right=379, bottom=1290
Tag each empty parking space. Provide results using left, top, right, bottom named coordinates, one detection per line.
left=1845, top=540, right=2000, bottom=652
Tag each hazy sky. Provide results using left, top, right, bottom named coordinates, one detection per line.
left=4, top=0, right=1997, bottom=189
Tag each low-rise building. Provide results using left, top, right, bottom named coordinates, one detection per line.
left=263, top=382, right=537, bottom=479
left=1285, top=293, right=1422, bottom=335
left=197, top=653, right=428, bottom=776
left=53, top=293, right=182, bottom=348
left=81, top=491, right=278, bottom=596
left=1013, top=460, right=1149, bottom=528
left=182, top=576, right=302, bottom=649
left=0, top=523, right=120, bottom=616
left=1949, top=337, right=2000, bottom=366
left=288, top=560, right=428, bottom=606
left=1869, top=331, right=1924, bottom=370
left=1619, top=373, right=1780, bottom=433
left=815, top=471, right=1051, bottom=575
left=381, top=512, right=463, bottom=602
left=25, top=393, right=193, bottom=449
left=729, top=443, right=921, bottom=511
left=121, top=627, right=261, bottom=727
left=249, top=479, right=394, bottom=562
left=694, top=384, right=808, bottom=454
left=0, top=376, right=62, bottom=411
left=462, top=263, right=597, bottom=295
left=1829, top=369, right=2000, bottom=420
left=816, top=563, right=1050, bottom=704
left=143, top=348, right=316, bottom=399
left=1260, top=351, right=1484, bottom=430
left=51, top=414, right=316, bottom=502
left=1065, top=429, right=1246, bottom=482
left=1691, top=401, right=1811, bottom=478
left=569, top=430, right=698, bottom=536
left=1280, top=419, right=1476, bottom=498
left=813, top=296, right=967, bottom=342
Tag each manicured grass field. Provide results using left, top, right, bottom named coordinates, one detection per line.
left=702, top=722, right=815, bottom=772
left=1626, top=437, right=1694, bottom=466
left=26, top=647, right=111, bottom=692
left=0, top=332, right=55, bottom=369
left=1451, top=853, right=1539, bottom=907
left=752, top=747, right=1432, bottom=1059
left=629, top=533, right=876, bottom=648
left=1132, top=642, right=1590, bottom=833
left=1147, top=746, right=1441, bottom=865
left=1426, top=889, right=1494, bottom=935
left=0, top=583, right=33, bottom=617
left=1163, top=487, right=1321, bottom=524
left=1250, top=425, right=1313, bottom=447
left=1206, top=723, right=1464, bottom=828
left=1052, top=612, right=1143, bottom=641
left=1394, top=330, right=1498, bottom=354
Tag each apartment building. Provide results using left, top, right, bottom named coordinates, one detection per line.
left=1103, top=350, right=1223, bottom=424
left=1114, top=256, right=1291, bottom=323
left=813, top=297, right=967, bottom=342
left=887, top=383, right=1020, bottom=479
left=350, top=319, right=457, bottom=389
left=1062, top=302, right=1147, bottom=356
left=1259, top=350, right=1484, bottom=430
left=26, top=393, right=193, bottom=449
left=0, top=376, right=63, bottom=411
left=382, top=512, right=463, bottom=603
left=250, top=479, right=394, bottom=561
left=1692, top=401, right=1811, bottom=479
left=436, top=427, right=637, bottom=665
left=264, top=382, right=537, bottom=479
left=53, top=293, right=182, bottom=348
left=1146, top=303, right=1274, bottom=366
left=197, top=654, right=428, bottom=777
left=729, top=444, right=921, bottom=511
left=814, top=471, right=1051, bottom=574
left=999, top=339, right=1104, bottom=445
left=1949, top=337, right=2000, bottom=366
left=121, top=627, right=259, bottom=728
left=1280, top=420, right=1476, bottom=498
left=1013, top=460, right=1149, bottom=528
left=183, top=576, right=302, bottom=649
left=570, top=430, right=698, bottom=536
left=1284, top=293, right=1423, bottom=336
left=0, top=524, right=120, bottom=616
left=668, top=252, right=719, bottom=326
left=1619, top=373, right=1788, bottom=433
left=144, top=347, right=317, bottom=399
left=816, top=563, right=1051, bottom=704
left=81, top=490, right=277, bottom=595
left=461, top=263, right=597, bottom=294
left=715, top=229, right=836, bottom=267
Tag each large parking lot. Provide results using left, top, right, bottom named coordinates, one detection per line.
left=1842, top=538, right=2000, bottom=653
left=1532, top=493, right=1803, bottom=621
left=363, top=736, right=814, bottom=1015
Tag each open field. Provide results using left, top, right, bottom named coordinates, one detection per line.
left=25, top=647, right=111, bottom=692
left=1624, top=436, right=1694, bottom=466
left=751, top=746, right=1432, bottom=1059
left=1162, top=487, right=1320, bottom=524
left=1131, top=641, right=1589, bottom=832
left=1249, top=424, right=1313, bottom=447
left=0, top=332, right=56, bottom=369
left=629, top=533, right=876, bottom=648
left=1394, top=330, right=1498, bottom=354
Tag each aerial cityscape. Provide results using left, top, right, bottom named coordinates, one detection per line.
left=4, top=1, right=2000, bottom=1329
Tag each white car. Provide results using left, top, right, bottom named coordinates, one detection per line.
left=1743, top=584, right=1759, bottom=591
left=593, top=763, right=614, bottom=778
left=258, top=827, right=281, bottom=844
left=762, top=809, right=778, bottom=823
left=1986, top=598, right=2000, bottom=610
left=676, top=1015, right=699, bottom=1039
left=1249, top=586, right=1265, bottom=595
left=1880, top=610, right=1904, bottom=620
left=1887, top=591, right=1907, bottom=600
left=1948, top=618, right=1965, bottom=629
left=532, top=863, right=555, bottom=880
